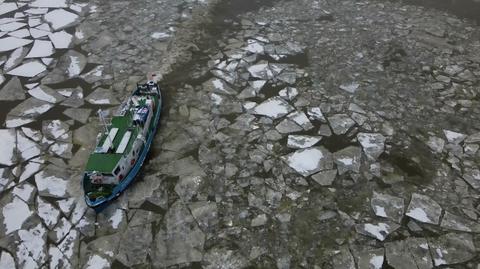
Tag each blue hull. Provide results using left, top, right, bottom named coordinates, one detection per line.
left=84, top=88, right=163, bottom=210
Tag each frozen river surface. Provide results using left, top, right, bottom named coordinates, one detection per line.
left=1, top=0, right=480, bottom=268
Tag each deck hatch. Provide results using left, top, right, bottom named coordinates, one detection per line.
left=116, top=131, right=132, bottom=154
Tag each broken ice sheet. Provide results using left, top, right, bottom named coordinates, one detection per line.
left=357, top=133, right=386, bottom=160
left=405, top=193, right=442, bottom=225
left=3, top=46, right=28, bottom=72
left=30, top=0, right=68, bottom=8
left=28, top=85, right=65, bottom=103
left=6, top=98, right=54, bottom=127
left=0, top=22, right=26, bottom=32
left=0, top=129, right=16, bottom=166
left=287, top=135, right=321, bottom=149
left=26, top=40, right=54, bottom=58
left=49, top=30, right=73, bottom=49
left=0, top=2, right=18, bottom=16
left=86, top=87, right=119, bottom=105
left=35, top=169, right=69, bottom=198
left=37, top=196, right=60, bottom=229
left=283, top=147, right=333, bottom=177
left=44, top=9, right=79, bottom=30
left=7, top=60, right=46, bottom=77
left=328, top=114, right=355, bottom=135
left=16, top=223, right=47, bottom=268
left=370, top=192, right=404, bottom=223
left=0, top=36, right=32, bottom=52
left=355, top=221, right=400, bottom=241
left=252, top=96, right=294, bottom=119
left=2, top=196, right=33, bottom=234
left=339, top=82, right=360, bottom=93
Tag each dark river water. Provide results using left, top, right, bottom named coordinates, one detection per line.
left=405, top=0, right=480, bottom=24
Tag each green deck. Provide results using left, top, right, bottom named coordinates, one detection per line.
left=85, top=112, right=139, bottom=173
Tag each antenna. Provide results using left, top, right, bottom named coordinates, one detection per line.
left=98, top=109, right=113, bottom=151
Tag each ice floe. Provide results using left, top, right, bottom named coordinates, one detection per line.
left=0, top=22, right=26, bottom=32
left=3, top=46, right=28, bottom=72
left=328, top=114, right=355, bottom=135
left=0, top=252, right=15, bottom=269
left=339, top=82, right=360, bottom=93
left=28, top=85, right=65, bottom=103
left=44, top=9, right=79, bottom=30
left=12, top=183, right=36, bottom=203
left=26, top=40, right=54, bottom=58
left=284, top=147, right=333, bottom=177
left=311, top=169, right=337, bottom=186
left=406, top=193, right=442, bottom=225
left=30, top=27, right=50, bottom=38
left=30, top=0, right=68, bottom=8
left=357, top=133, right=386, bottom=160
left=7, top=60, right=46, bottom=77
left=429, top=233, right=475, bottom=266
left=85, top=255, right=110, bottom=269
left=2, top=196, right=33, bottom=234
left=287, top=135, right=321, bottom=149
left=0, top=36, right=32, bottom=52
left=356, top=221, right=400, bottom=241
left=37, top=196, right=60, bottom=229
left=0, top=129, right=16, bottom=166
left=253, top=96, right=294, bottom=119
left=16, top=223, right=47, bottom=268
left=151, top=32, right=171, bottom=40
left=371, top=192, right=404, bottom=223
left=86, top=88, right=119, bottom=105
left=35, top=169, right=69, bottom=198
left=20, top=161, right=43, bottom=182
left=50, top=217, right=72, bottom=243
left=49, top=30, right=73, bottom=49
left=443, top=129, right=466, bottom=144
left=0, top=3, right=18, bottom=16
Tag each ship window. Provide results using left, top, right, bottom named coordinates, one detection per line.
left=113, top=166, right=120, bottom=175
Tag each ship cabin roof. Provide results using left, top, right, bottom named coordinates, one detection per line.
left=85, top=111, right=140, bottom=174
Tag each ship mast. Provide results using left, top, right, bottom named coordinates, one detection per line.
left=97, top=109, right=113, bottom=151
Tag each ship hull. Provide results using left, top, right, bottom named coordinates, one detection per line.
left=84, top=84, right=162, bottom=210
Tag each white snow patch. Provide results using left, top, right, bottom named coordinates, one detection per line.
left=85, top=255, right=109, bottom=269
left=17, top=224, right=47, bottom=268
left=109, top=209, right=123, bottom=229
left=286, top=147, right=325, bottom=176
left=0, top=129, right=16, bottom=166
left=150, top=32, right=170, bottom=40
left=0, top=252, right=15, bottom=269
left=8, top=28, right=30, bottom=38
left=28, top=86, right=58, bottom=103
left=2, top=196, right=32, bottom=234
left=67, top=55, right=81, bottom=77
left=210, top=93, right=223, bottom=105
left=34, top=171, right=68, bottom=198
left=253, top=97, right=294, bottom=119
left=20, top=161, right=42, bottom=182
left=37, top=196, right=60, bottom=229
left=374, top=206, right=387, bottom=218
left=406, top=207, right=431, bottom=223
left=363, top=223, right=390, bottom=241
left=369, top=255, right=384, bottom=269
left=12, top=183, right=35, bottom=202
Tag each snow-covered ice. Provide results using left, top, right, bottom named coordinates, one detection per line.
left=35, top=170, right=69, bottom=198
left=37, top=196, right=60, bottom=229
left=0, top=129, right=16, bottom=166
left=253, top=96, right=294, bottom=119
left=12, top=183, right=36, bottom=203
left=287, top=135, right=321, bottom=149
left=406, top=193, right=442, bottom=225
left=7, top=61, right=46, bottom=77
left=49, top=30, right=73, bottom=49
left=30, top=0, right=68, bottom=8
left=26, top=40, right=54, bottom=58
left=0, top=36, right=32, bottom=52
left=284, top=147, right=333, bottom=177
left=0, top=3, right=18, bottom=16
left=0, top=22, right=26, bottom=32
left=44, top=9, right=79, bottom=30
left=2, top=196, right=33, bottom=234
